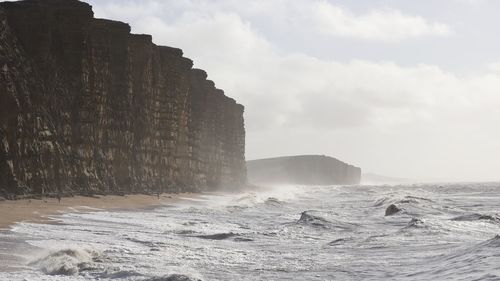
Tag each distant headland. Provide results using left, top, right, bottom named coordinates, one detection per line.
left=247, top=155, right=361, bottom=185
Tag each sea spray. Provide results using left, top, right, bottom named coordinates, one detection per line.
left=2, top=183, right=500, bottom=280
left=29, top=248, right=99, bottom=276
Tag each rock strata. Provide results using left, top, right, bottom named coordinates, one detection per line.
left=0, top=0, right=246, bottom=198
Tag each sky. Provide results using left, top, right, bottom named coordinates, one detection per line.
left=87, top=0, right=500, bottom=182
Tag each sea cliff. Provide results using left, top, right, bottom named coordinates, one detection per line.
left=247, top=155, right=361, bottom=185
left=0, top=0, right=246, bottom=198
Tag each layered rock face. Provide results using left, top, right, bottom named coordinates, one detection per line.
left=0, top=0, right=246, bottom=198
left=247, top=155, right=361, bottom=185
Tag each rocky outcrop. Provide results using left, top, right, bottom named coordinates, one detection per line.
left=385, top=204, right=402, bottom=216
left=246, top=155, right=361, bottom=185
left=0, top=0, right=246, bottom=198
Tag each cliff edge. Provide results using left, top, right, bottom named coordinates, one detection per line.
left=247, top=155, right=361, bottom=185
left=0, top=0, right=246, bottom=198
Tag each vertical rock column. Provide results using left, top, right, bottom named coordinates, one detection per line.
left=0, top=8, right=68, bottom=197
left=155, top=47, right=193, bottom=192
left=85, top=19, right=134, bottom=193
left=189, top=69, right=246, bottom=189
left=128, top=39, right=198, bottom=193
left=129, top=34, right=155, bottom=193
left=0, top=0, right=98, bottom=194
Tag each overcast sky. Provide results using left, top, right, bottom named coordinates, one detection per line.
left=88, top=0, right=500, bottom=181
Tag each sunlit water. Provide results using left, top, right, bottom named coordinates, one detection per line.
left=1, top=183, right=500, bottom=280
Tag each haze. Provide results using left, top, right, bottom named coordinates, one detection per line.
left=88, top=0, right=500, bottom=182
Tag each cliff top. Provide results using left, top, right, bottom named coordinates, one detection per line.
left=93, top=18, right=131, bottom=33
left=247, top=155, right=361, bottom=169
left=246, top=155, right=362, bottom=185
left=0, top=0, right=244, bottom=109
left=0, top=0, right=91, bottom=7
left=0, top=0, right=93, bottom=14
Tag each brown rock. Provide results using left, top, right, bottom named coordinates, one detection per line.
left=0, top=0, right=246, bottom=198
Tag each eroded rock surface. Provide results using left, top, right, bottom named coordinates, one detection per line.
left=0, top=0, right=246, bottom=198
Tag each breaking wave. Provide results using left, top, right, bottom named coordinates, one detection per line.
left=145, top=274, right=203, bottom=281
left=29, top=248, right=99, bottom=276
left=296, top=210, right=358, bottom=230
left=451, top=213, right=500, bottom=223
left=2, top=183, right=500, bottom=280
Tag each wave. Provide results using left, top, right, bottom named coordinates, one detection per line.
left=194, top=232, right=253, bottom=242
left=407, top=235, right=500, bottom=279
left=264, top=197, right=282, bottom=207
left=327, top=237, right=355, bottom=246
left=382, top=194, right=451, bottom=218
left=174, top=229, right=198, bottom=235
left=375, top=195, right=434, bottom=207
left=29, top=248, right=99, bottom=276
left=404, top=218, right=426, bottom=229
left=6, top=183, right=500, bottom=281
left=146, top=274, right=203, bottom=281
left=401, top=195, right=435, bottom=203
left=226, top=184, right=310, bottom=208
left=297, top=211, right=330, bottom=226
left=374, top=196, right=393, bottom=207
left=477, top=234, right=500, bottom=248
left=451, top=213, right=500, bottom=223
left=230, top=194, right=284, bottom=209
left=296, top=211, right=358, bottom=230
left=97, top=269, right=145, bottom=279
left=126, top=237, right=166, bottom=249
left=176, top=231, right=254, bottom=242
left=193, top=232, right=238, bottom=240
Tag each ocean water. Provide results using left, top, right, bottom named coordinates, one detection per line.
left=1, top=183, right=500, bottom=280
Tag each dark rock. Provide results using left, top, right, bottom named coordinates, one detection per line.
left=0, top=0, right=246, bottom=197
left=246, top=155, right=361, bottom=185
left=385, top=204, right=402, bottom=216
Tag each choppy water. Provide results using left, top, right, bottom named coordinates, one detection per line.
left=1, top=183, right=500, bottom=280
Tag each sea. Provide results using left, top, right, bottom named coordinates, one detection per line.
left=1, top=183, right=500, bottom=280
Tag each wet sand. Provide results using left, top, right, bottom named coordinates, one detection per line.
left=0, top=193, right=196, bottom=230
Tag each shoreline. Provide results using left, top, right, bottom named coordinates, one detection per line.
left=0, top=193, right=198, bottom=230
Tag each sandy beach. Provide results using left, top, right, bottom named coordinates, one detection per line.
left=0, top=193, right=196, bottom=230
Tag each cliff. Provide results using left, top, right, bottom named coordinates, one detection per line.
left=247, top=155, right=361, bottom=185
left=0, top=0, right=246, bottom=198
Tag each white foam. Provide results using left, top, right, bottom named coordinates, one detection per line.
left=29, top=248, right=98, bottom=276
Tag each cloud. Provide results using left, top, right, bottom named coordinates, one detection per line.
left=311, top=1, right=452, bottom=42
left=91, top=0, right=452, bottom=43
left=88, top=0, right=500, bottom=181
left=453, top=0, right=487, bottom=4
